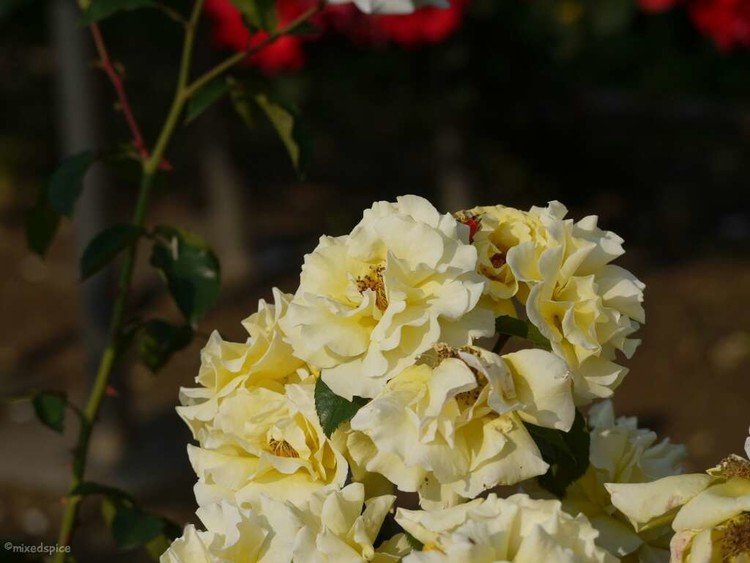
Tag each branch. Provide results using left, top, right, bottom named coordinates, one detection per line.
left=89, top=23, right=150, bottom=162
left=184, top=1, right=324, bottom=99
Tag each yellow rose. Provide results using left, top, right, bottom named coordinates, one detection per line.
left=178, top=288, right=306, bottom=443
left=465, top=201, right=644, bottom=405
left=188, top=381, right=348, bottom=509
left=463, top=201, right=567, bottom=313
left=541, top=401, right=687, bottom=561
left=607, top=431, right=750, bottom=562
left=396, top=493, right=616, bottom=562
left=280, top=195, right=494, bottom=400
left=347, top=345, right=574, bottom=508
left=162, top=485, right=410, bottom=562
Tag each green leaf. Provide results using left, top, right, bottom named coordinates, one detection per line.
left=32, top=391, right=67, bottom=433
left=495, top=315, right=551, bottom=350
left=228, top=0, right=277, bottom=31
left=136, top=319, right=193, bottom=373
left=80, top=224, right=143, bottom=280
left=254, top=91, right=310, bottom=177
left=80, top=0, right=157, bottom=24
left=71, top=482, right=135, bottom=504
left=150, top=226, right=221, bottom=326
left=227, top=77, right=256, bottom=128
left=185, top=79, right=229, bottom=124
left=314, top=378, right=367, bottom=438
left=526, top=409, right=590, bottom=498
left=111, top=505, right=165, bottom=550
left=48, top=151, right=96, bottom=218
left=25, top=185, right=60, bottom=257
left=145, top=534, right=172, bottom=561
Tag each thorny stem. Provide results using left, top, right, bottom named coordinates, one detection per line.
left=54, top=1, right=323, bottom=558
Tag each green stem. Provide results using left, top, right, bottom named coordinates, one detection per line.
left=54, top=172, right=155, bottom=561
left=184, top=2, right=323, bottom=99
left=54, top=1, right=205, bottom=559
left=55, top=0, right=322, bottom=557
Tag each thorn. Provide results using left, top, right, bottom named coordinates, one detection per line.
left=105, top=385, right=119, bottom=397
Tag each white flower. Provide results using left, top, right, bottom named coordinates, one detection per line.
left=396, top=493, right=616, bottom=562
left=178, top=288, right=306, bottom=443
left=281, top=195, right=493, bottom=400
left=347, top=345, right=574, bottom=508
left=187, top=381, right=348, bottom=509
left=162, top=485, right=410, bottom=562
left=325, top=0, right=448, bottom=15
left=607, top=433, right=750, bottom=562
left=553, top=401, right=686, bottom=560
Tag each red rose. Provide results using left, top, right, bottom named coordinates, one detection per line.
left=204, top=0, right=468, bottom=74
left=689, top=0, right=750, bottom=50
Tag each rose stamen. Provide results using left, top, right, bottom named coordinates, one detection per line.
left=722, top=513, right=750, bottom=559
left=268, top=438, right=299, bottom=458
left=356, top=265, right=388, bottom=311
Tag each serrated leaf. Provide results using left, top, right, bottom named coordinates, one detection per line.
left=32, top=391, right=67, bottom=433
left=150, top=226, right=221, bottom=326
left=185, top=79, right=229, bottom=124
left=71, top=482, right=135, bottom=504
left=314, top=378, right=367, bottom=437
left=495, top=315, right=551, bottom=350
left=25, top=186, right=60, bottom=257
left=526, top=409, right=590, bottom=498
left=254, top=91, right=310, bottom=177
left=111, top=505, right=165, bottom=550
left=136, top=319, right=193, bottom=373
left=228, top=0, right=277, bottom=31
left=48, top=151, right=96, bottom=218
left=80, top=224, right=142, bottom=280
left=80, top=0, right=157, bottom=24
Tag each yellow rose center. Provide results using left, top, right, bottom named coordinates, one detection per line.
left=716, top=455, right=750, bottom=481
left=722, top=512, right=750, bottom=559
left=268, top=438, right=299, bottom=458
left=356, top=265, right=388, bottom=311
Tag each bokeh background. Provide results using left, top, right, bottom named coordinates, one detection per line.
left=1, top=0, right=748, bottom=559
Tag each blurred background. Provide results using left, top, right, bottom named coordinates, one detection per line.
left=0, top=0, right=748, bottom=559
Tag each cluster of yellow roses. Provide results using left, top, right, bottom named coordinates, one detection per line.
left=162, top=195, right=749, bottom=562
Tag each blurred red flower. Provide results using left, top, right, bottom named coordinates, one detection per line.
left=204, top=0, right=316, bottom=74
left=637, top=0, right=681, bottom=13
left=204, top=0, right=468, bottom=74
left=638, top=0, right=750, bottom=51
left=689, top=0, right=750, bottom=50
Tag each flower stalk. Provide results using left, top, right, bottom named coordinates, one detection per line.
left=53, top=0, right=322, bottom=557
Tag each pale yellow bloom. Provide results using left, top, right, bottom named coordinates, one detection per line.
left=280, top=195, right=494, bottom=400
left=525, top=211, right=645, bottom=405
left=178, top=288, right=306, bottom=444
left=160, top=501, right=280, bottom=562
left=465, top=201, right=567, bottom=311
left=347, top=345, right=574, bottom=508
left=162, top=485, right=410, bottom=562
left=187, top=381, right=348, bottom=509
left=551, top=401, right=686, bottom=561
left=607, top=430, right=750, bottom=562
left=465, top=201, right=645, bottom=405
left=396, top=493, right=617, bottom=562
